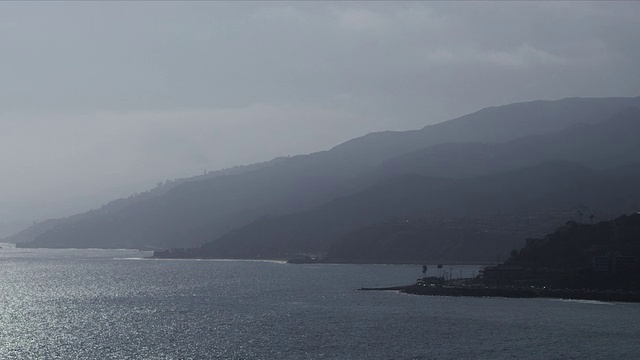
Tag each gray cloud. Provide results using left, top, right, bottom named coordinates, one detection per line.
left=1, top=1, right=639, bottom=225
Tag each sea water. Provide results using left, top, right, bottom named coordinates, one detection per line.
left=1, top=245, right=639, bottom=359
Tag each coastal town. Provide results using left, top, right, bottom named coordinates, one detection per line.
left=362, top=213, right=640, bottom=303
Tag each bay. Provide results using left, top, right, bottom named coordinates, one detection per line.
left=1, top=245, right=639, bottom=359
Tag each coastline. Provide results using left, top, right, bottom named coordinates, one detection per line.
left=152, top=251, right=495, bottom=266
left=360, top=284, right=640, bottom=303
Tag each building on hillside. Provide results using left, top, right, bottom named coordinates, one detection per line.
left=592, top=251, right=638, bottom=274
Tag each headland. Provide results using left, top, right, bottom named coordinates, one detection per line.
left=361, top=214, right=640, bottom=303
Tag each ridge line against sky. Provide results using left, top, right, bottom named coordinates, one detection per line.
left=1, top=1, right=640, bottom=229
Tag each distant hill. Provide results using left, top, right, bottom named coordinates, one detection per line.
left=4, top=157, right=287, bottom=245
left=192, top=161, right=640, bottom=262
left=508, top=213, right=640, bottom=270
left=371, top=106, right=640, bottom=180
left=326, top=162, right=640, bottom=264
left=176, top=106, right=640, bottom=261
left=331, top=97, right=640, bottom=167
left=495, top=213, right=640, bottom=290
left=13, top=96, right=640, bottom=250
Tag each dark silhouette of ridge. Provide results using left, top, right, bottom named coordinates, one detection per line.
left=13, top=96, right=640, bottom=251
left=189, top=160, right=640, bottom=262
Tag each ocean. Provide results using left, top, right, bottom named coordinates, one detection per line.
left=1, top=244, right=638, bottom=359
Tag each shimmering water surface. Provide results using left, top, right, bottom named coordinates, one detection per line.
left=1, top=244, right=639, bottom=359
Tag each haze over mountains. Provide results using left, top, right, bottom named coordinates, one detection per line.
left=9, top=96, right=640, bottom=262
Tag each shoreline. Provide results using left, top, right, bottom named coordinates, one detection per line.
left=153, top=252, right=495, bottom=266
left=360, top=284, right=640, bottom=303
left=154, top=257, right=492, bottom=266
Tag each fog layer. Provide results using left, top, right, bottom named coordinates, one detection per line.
left=1, top=2, right=639, bottom=228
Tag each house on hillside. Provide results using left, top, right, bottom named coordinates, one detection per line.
left=592, top=251, right=638, bottom=274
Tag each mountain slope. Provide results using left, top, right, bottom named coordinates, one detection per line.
left=331, top=96, right=640, bottom=166
left=187, top=107, right=640, bottom=260
left=4, top=157, right=288, bottom=245
left=326, top=162, right=640, bottom=263
left=191, top=160, right=640, bottom=261
left=16, top=96, right=640, bottom=249
left=373, top=106, right=640, bottom=180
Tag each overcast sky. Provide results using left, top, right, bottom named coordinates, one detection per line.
left=1, top=1, right=640, bottom=228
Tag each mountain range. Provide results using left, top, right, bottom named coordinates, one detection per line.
left=10, top=96, right=640, bottom=262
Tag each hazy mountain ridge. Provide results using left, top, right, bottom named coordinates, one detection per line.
left=330, top=96, right=640, bottom=167
left=373, top=106, right=640, bottom=180
left=188, top=107, right=640, bottom=261
left=193, top=160, right=640, bottom=261
left=3, top=157, right=288, bottom=245
left=326, top=162, right=640, bottom=263
left=13, top=96, right=640, bottom=252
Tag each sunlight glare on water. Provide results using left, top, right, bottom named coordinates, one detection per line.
left=1, top=246, right=639, bottom=359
